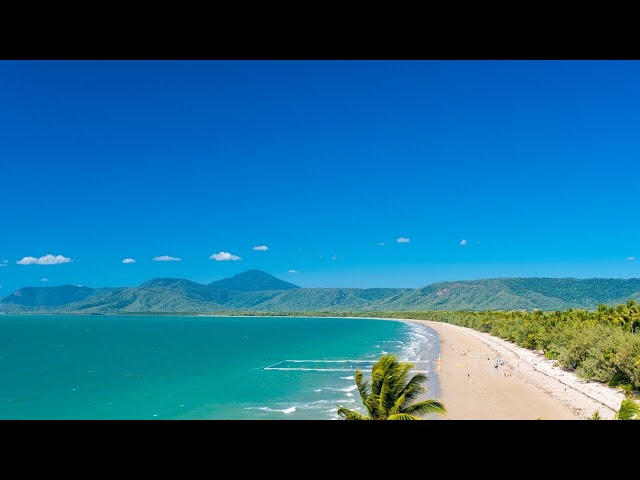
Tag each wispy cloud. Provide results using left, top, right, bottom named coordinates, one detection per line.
left=40, top=278, right=48, bottom=282
left=288, top=269, right=299, bottom=274
left=627, top=256, right=636, bottom=261
left=210, top=251, right=242, bottom=261
left=1, top=259, right=7, bottom=263
left=396, top=237, right=411, bottom=243
left=122, top=258, right=136, bottom=264
left=0, top=264, right=6, bottom=268
left=332, top=254, right=338, bottom=261
left=153, top=255, right=181, bottom=262
left=252, top=245, right=269, bottom=251
left=374, top=242, right=386, bottom=247
left=460, top=239, right=468, bottom=246
left=17, top=254, right=72, bottom=265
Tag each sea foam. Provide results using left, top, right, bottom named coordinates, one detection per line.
left=257, top=406, right=297, bottom=414
left=326, top=385, right=357, bottom=392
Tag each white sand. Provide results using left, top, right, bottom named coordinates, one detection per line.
left=414, top=320, right=625, bottom=419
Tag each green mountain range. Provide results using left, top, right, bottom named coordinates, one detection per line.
left=3, top=269, right=640, bottom=314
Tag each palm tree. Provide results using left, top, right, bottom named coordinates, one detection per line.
left=615, top=399, right=640, bottom=420
left=626, top=300, right=640, bottom=333
left=337, top=354, right=446, bottom=420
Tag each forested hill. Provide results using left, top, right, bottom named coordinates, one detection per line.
left=2, top=271, right=640, bottom=314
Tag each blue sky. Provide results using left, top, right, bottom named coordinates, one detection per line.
left=1, top=60, right=639, bottom=292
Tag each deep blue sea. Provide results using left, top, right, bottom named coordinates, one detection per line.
left=0, top=315, right=439, bottom=419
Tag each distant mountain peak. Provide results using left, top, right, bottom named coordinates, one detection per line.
left=209, top=269, right=300, bottom=291
left=4, top=276, right=640, bottom=314
left=1, top=284, right=94, bottom=307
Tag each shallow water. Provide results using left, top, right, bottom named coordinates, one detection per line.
left=0, top=315, right=439, bottom=419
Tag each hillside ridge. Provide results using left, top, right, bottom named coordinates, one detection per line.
left=2, top=271, right=640, bottom=313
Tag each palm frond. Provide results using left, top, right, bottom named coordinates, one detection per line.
left=396, top=362, right=414, bottom=387
left=370, top=355, right=395, bottom=396
left=389, top=392, right=408, bottom=416
left=379, top=370, right=396, bottom=417
left=397, top=372, right=428, bottom=404
left=388, top=413, right=421, bottom=420
left=615, top=399, right=640, bottom=420
left=354, top=369, right=373, bottom=416
left=401, top=399, right=446, bottom=417
left=335, top=353, right=446, bottom=421
left=336, top=407, right=370, bottom=420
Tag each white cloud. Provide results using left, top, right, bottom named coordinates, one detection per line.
left=17, top=254, right=72, bottom=265
left=374, top=242, right=386, bottom=247
left=16, top=257, right=39, bottom=265
left=460, top=239, right=468, bottom=246
left=1, top=259, right=7, bottom=263
left=210, top=251, right=242, bottom=261
left=0, top=264, right=6, bottom=268
left=396, top=237, right=411, bottom=243
left=288, top=269, right=299, bottom=274
left=627, top=256, right=636, bottom=261
left=153, top=255, right=181, bottom=262
left=252, top=245, right=269, bottom=251
left=41, top=278, right=48, bottom=282
left=122, top=258, right=136, bottom=264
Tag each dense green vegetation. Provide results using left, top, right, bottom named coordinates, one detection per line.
left=337, top=354, right=445, bottom=420
left=3, top=270, right=640, bottom=313
left=385, top=277, right=640, bottom=310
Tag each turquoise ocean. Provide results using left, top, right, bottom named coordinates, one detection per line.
left=0, top=315, right=439, bottom=419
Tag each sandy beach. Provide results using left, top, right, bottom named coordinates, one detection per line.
left=411, top=320, right=625, bottom=420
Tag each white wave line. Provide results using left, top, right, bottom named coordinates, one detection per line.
left=265, top=368, right=357, bottom=372
left=279, top=359, right=378, bottom=363
left=265, top=367, right=429, bottom=373
left=266, top=358, right=430, bottom=365
left=265, top=359, right=431, bottom=370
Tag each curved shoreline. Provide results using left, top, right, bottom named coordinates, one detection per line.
left=284, top=315, right=625, bottom=419
left=198, top=313, right=627, bottom=419
left=405, top=319, right=625, bottom=419
left=329, top=315, right=625, bottom=419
